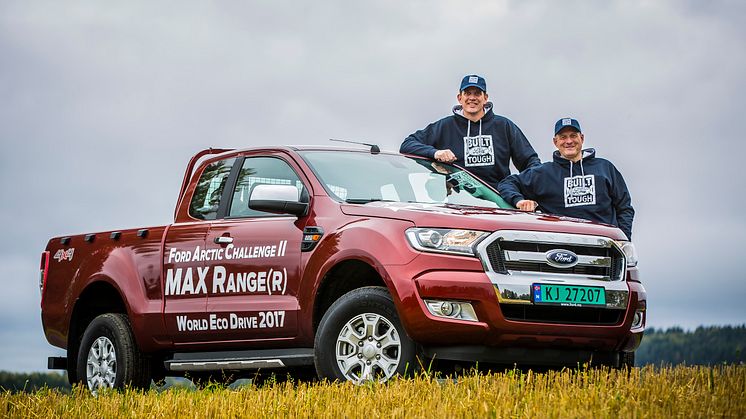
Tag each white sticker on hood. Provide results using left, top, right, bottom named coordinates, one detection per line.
left=463, top=135, right=494, bottom=167
left=564, top=175, right=596, bottom=207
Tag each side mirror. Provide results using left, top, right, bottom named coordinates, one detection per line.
left=249, top=184, right=308, bottom=217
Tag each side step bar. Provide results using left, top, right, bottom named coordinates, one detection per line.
left=48, top=357, right=67, bottom=370
left=164, top=348, right=314, bottom=372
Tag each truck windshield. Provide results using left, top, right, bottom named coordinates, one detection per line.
left=299, top=151, right=513, bottom=209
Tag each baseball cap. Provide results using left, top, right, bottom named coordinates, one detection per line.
left=460, top=75, right=487, bottom=92
left=554, top=118, right=582, bottom=135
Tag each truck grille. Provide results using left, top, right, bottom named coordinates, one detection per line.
left=476, top=231, right=631, bottom=323
left=485, top=237, right=625, bottom=281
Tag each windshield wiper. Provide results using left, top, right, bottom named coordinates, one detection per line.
left=344, top=198, right=394, bottom=204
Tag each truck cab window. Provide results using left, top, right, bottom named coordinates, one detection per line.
left=229, top=157, right=305, bottom=218
left=188, top=158, right=236, bottom=220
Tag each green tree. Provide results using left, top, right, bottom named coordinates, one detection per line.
left=0, top=371, right=70, bottom=393
left=636, top=325, right=746, bottom=365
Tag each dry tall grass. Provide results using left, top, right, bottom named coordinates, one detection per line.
left=2, top=365, right=744, bottom=418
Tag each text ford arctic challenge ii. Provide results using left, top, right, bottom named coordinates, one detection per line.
left=40, top=145, right=646, bottom=392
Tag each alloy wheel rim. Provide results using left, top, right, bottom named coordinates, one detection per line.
left=86, top=336, right=117, bottom=394
left=335, top=313, right=401, bottom=383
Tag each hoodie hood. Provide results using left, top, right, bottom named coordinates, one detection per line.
left=553, top=148, right=596, bottom=178
left=340, top=201, right=628, bottom=240
left=452, top=101, right=494, bottom=119
left=452, top=102, right=495, bottom=138
left=552, top=148, right=596, bottom=166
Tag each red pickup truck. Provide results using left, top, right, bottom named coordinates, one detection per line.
left=40, top=146, right=646, bottom=392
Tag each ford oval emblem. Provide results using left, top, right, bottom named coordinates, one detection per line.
left=545, top=249, right=579, bottom=268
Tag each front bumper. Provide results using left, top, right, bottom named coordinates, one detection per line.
left=422, top=346, right=632, bottom=367
left=387, top=258, right=646, bottom=355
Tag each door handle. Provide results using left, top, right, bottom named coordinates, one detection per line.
left=214, top=236, right=233, bottom=245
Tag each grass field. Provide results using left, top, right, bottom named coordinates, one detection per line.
left=2, top=366, right=744, bottom=418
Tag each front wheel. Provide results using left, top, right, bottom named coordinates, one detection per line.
left=76, top=313, right=150, bottom=394
left=619, top=351, right=635, bottom=369
left=314, top=287, right=418, bottom=384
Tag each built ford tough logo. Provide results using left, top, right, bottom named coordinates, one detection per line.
left=545, top=249, right=579, bottom=268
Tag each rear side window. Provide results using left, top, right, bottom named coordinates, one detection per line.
left=189, top=158, right=236, bottom=220
left=229, top=157, right=305, bottom=218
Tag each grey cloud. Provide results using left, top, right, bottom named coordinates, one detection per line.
left=1, top=0, right=744, bottom=371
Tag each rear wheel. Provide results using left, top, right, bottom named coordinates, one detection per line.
left=314, top=287, right=418, bottom=383
left=76, top=313, right=150, bottom=394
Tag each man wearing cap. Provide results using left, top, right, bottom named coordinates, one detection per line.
left=400, top=74, right=540, bottom=190
left=497, top=118, right=635, bottom=240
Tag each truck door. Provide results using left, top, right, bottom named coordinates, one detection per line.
left=203, top=155, right=306, bottom=343
left=163, top=157, right=236, bottom=343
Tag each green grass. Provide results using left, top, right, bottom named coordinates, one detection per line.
left=2, top=366, right=744, bottom=418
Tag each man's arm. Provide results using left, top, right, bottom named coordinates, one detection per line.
left=400, top=123, right=440, bottom=159
left=507, top=121, right=541, bottom=171
left=497, top=172, right=538, bottom=211
left=609, top=164, right=635, bottom=240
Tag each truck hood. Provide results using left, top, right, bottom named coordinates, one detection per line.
left=340, top=202, right=628, bottom=241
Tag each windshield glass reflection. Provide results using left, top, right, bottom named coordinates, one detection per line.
left=299, top=151, right=512, bottom=209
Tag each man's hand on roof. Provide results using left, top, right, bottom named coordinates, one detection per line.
left=516, top=200, right=538, bottom=212
left=434, top=149, right=457, bottom=163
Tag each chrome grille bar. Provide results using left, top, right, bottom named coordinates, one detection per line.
left=504, top=250, right=612, bottom=267
left=478, top=230, right=625, bottom=282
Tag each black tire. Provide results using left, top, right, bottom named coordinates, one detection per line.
left=619, top=351, right=635, bottom=369
left=314, top=286, right=418, bottom=383
left=76, top=313, right=150, bottom=393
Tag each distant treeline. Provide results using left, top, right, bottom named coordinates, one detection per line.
left=2, top=325, right=744, bottom=392
left=0, top=371, right=70, bottom=393
left=636, top=325, right=746, bottom=366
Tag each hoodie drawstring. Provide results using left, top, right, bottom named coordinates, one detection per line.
left=466, top=119, right=483, bottom=138
left=569, top=153, right=586, bottom=178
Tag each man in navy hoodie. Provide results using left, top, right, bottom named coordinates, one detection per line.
left=497, top=118, right=635, bottom=240
left=400, top=75, right=540, bottom=190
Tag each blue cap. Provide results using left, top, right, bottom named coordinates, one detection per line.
left=554, top=118, right=582, bottom=135
left=460, top=74, right=487, bottom=92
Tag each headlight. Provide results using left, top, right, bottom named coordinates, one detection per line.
left=615, top=241, right=638, bottom=267
left=405, top=228, right=487, bottom=256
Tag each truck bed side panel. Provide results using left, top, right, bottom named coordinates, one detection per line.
left=42, top=226, right=169, bottom=352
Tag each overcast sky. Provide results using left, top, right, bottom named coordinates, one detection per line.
left=1, top=0, right=744, bottom=372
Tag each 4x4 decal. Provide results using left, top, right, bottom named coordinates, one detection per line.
left=53, top=248, right=75, bottom=262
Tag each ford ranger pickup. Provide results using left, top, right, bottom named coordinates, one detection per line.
left=40, top=146, right=646, bottom=392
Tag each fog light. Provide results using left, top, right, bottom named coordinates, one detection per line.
left=439, top=301, right=460, bottom=317
left=631, top=309, right=645, bottom=330
left=424, top=300, right=477, bottom=322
